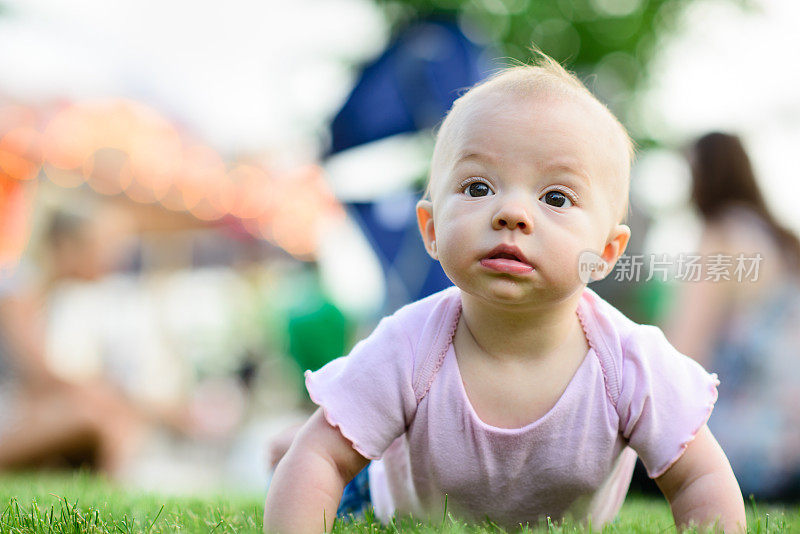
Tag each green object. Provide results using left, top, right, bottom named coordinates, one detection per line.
left=288, top=297, right=351, bottom=373
left=633, top=278, right=674, bottom=325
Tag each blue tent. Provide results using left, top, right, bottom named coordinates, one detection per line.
left=329, top=19, right=490, bottom=155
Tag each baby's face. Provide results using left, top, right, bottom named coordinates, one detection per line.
left=417, top=90, right=631, bottom=306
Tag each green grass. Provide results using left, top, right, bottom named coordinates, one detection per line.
left=0, top=471, right=798, bottom=533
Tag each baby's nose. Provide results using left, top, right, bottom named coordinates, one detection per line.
left=492, top=203, right=533, bottom=232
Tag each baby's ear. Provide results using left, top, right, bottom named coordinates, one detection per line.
left=599, top=224, right=631, bottom=275
left=416, top=200, right=437, bottom=259
left=596, top=224, right=631, bottom=280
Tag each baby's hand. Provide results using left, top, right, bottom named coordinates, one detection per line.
left=655, top=425, right=746, bottom=533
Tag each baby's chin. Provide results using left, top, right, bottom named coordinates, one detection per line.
left=460, top=279, right=583, bottom=309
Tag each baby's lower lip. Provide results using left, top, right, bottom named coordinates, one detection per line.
left=480, top=258, right=534, bottom=274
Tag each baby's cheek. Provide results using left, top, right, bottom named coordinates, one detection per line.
left=435, top=215, right=474, bottom=250
left=547, top=243, right=588, bottom=285
left=563, top=251, right=585, bottom=280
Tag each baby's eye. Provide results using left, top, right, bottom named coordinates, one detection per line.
left=541, top=190, right=573, bottom=208
left=463, top=181, right=494, bottom=198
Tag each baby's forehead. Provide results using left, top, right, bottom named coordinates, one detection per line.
left=449, top=73, right=583, bottom=122
left=436, top=85, right=628, bottom=172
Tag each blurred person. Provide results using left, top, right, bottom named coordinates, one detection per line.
left=666, top=132, right=800, bottom=500
left=264, top=56, right=745, bottom=534
left=0, top=198, right=147, bottom=474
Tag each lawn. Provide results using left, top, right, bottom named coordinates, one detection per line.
left=1, top=471, right=798, bottom=533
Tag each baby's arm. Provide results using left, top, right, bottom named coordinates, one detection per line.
left=654, top=424, right=745, bottom=533
left=263, top=408, right=370, bottom=534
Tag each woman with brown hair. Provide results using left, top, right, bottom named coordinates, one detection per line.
left=667, top=132, right=800, bottom=500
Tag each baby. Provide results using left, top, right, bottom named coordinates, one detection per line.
left=264, top=55, right=746, bottom=533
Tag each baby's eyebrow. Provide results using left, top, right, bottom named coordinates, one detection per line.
left=453, top=150, right=498, bottom=166
left=452, top=151, right=592, bottom=188
left=541, top=160, right=591, bottom=187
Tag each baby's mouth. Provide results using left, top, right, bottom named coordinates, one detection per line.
left=480, top=246, right=534, bottom=274
left=492, top=252, right=524, bottom=261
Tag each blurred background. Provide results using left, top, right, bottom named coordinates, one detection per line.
left=2, top=0, right=800, bottom=501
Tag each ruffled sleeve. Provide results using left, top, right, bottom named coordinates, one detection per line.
left=304, top=313, right=418, bottom=460
left=616, top=324, right=719, bottom=478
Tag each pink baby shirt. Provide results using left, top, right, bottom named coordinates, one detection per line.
left=305, top=286, right=719, bottom=530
